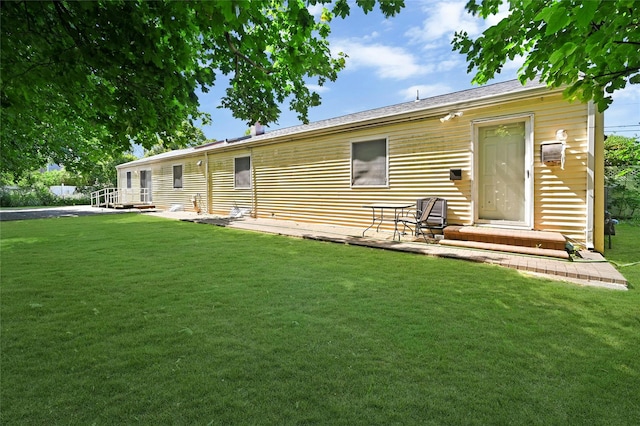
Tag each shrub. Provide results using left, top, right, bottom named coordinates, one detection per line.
left=606, top=166, right=640, bottom=219
left=605, top=135, right=640, bottom=220
left=0, top=187, right=89, bottom=207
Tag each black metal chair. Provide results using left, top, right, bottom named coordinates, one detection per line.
left=397, top=197, right=447, bottom=241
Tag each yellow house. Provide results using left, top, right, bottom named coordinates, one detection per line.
left=116, top=79, right=606, bottom=252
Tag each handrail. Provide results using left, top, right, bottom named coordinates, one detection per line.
left=91, top=187, right=115, bottom=207
left=90, top=187, right=151, bottom=207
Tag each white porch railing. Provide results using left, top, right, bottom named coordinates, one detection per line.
left=90, top=188, right=151, bottom=207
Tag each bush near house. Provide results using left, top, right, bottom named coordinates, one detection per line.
left=606, top=166, right=640, bottom=219
left=0, top=170, right=89, bottom=207
left=0, top=187, right=90, bottom=207
left=605, top=135, right=640, bottom=220
left=1, top=152, right=137, bottom=207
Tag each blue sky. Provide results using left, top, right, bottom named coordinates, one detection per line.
left=195, top=0, right=640, bottom=142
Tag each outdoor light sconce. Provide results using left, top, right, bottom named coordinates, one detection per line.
left=196, top=160, right=203, bottom=166
left=440, top=111, right=463, bottom=123
left=450, top=169, right=462, bottom=180
left=541, top=129, right=567, bottom=169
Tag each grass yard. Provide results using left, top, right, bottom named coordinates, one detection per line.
left=604, top=221, right=640, bottom=288
left=1, top=214, right=639, bottom=425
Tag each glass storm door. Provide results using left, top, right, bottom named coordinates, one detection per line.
left=477, top=121, right=530, bottom=225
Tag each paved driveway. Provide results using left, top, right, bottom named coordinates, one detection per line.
left=0, top=205, right=137, bottom=221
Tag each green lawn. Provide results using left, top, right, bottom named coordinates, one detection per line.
left=604, top=221, right=640, bottom=288
left=1, top=214, right=639, bottom=425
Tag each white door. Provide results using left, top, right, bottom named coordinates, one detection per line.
left=476, top=119, right=532, bottom=227
left=140, top=170, right=152, bottom=202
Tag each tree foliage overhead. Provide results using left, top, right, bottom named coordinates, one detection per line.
left=1, top=0, right=404, bottom=175
left=453, top=0, right=640, bottom=112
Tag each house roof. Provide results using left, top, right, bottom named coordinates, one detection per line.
left=118, top=77, right=551, bottom=168
left=251, top=77, right=548, bottom=141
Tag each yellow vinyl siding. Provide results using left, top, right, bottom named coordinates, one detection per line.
left=151, top=159, right=207, bottom=211
left=389, top=121, right=473, bottom=226
left=244, top=120, right=475, bottom=230
left=253, top=137, right=353, bottom=224
left=208, top=150, right=253, bottom=216
left=201, top=91, right=593, bottom=241
left=117, top=83, right=599, bottom=246
left=117, top=157, right=206, bottom=211
left=533, top=95, right=590, bottom=241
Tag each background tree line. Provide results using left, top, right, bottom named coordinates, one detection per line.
left=605, top=134, right=640, bottom=220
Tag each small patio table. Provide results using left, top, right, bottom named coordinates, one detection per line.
left=361, top=202, right=414, bottom=239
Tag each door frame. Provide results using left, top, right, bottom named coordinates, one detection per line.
left=472, top=113, right=534, bottom=229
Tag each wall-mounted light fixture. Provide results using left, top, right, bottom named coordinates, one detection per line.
left=440, top=111, right=463, bottom=123
left=196, top=160, right=203, bottom=166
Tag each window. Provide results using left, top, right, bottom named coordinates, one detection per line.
left=126, top=171, right=132, bottom=189
left=173, top=165, right=183, bottom=189
left=234, top=156, right=251, bottom=189
left=351, top=138, right=388, bottom=186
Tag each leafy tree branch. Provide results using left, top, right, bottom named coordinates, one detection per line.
left=453, top=0, right=639, bottom=112
left=1, top=0, right=404, bottom=176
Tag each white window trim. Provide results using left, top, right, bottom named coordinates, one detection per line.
left=172, top=164, right=183, bottom=190
left=350, top=136, right=389, bottom=188
left=234, top=155, right=252, bottom=189
left=126, top=171, right=132, bottom=189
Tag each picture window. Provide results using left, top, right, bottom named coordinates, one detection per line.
left=351, top=139, right=388, bottom=187
left=235, top=156, right=251, bottom=189
left=173, top=165, right=183, bottom=189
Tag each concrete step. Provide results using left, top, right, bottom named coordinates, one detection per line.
left=444, top=226, right=567, bottom=251
left=110, top=203, right=155, bottom=210
left=439, top=239, right=571, bottom=259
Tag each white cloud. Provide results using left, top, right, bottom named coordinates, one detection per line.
left=362, top=31, right=380, bottom=41
left=436, top=58, right=464, bottom=72
left=399, top=84, right=452, bottom=101
left=306, top=84, right=330, bottom=93
left=307, top=3, right=324, bottom=17
left=379, top=18, right=394, bottom=31
left=604, top=84, right=640, bottom=136
left=502, top=55, right=526, bottom=72
left=332, top=39, right=430, bottom=79
left=612, top=83, right=640, bottom=102
left=405, top=0, right=511, bottom=48
left=405, top=1, right=481, bottom=44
